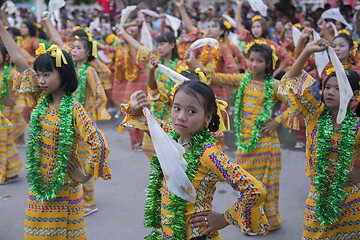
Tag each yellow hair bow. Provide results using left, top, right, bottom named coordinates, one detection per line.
left=294, top=23, right=302, bottom=29
left=215, top=99, right=230, bottom=132
left=223, top=21, right=232, bottom=29
left=195, top=68, right=208, bottom=84
left=47, top=45, right=68, bottom=67
left=84, top=29, right=98, bottom=58
left=326, top=67, right=335, bottom=76
left=270, top=45, right=278, bottom=70
left=251, top=15, right=262, bottom=22
left=73, top=26, right=81, bottom=31
left=35, top=43, right=47, bottom=56
left=74, top=35, right=80, bottom=39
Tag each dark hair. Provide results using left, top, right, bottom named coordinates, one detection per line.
left=0, top=44, right=9, bottom=66
left=333, top=33, right=355, bottom=64
left=173, top=81, right=220, bottom=132
left=252, top=18, right=269, bottom=39
left=36, top=27, right=49, bottom=41
left=74, top=36, right=95, bottom=62
left=247, top=44, right=274, bottom=77
left=179, top=69, right=200, bottom=80
left=209, top=19, right=227, bottom=39
left=33, top=51, right=78, bottom=93
left=71, top=29, right=88, bottom=38
left=22, top=21, right=37, bottom=37
left=6, top=27, right=21, bottom=37
left=156, top=32, right=180, bottom=60
left=323, top=69, right=360, bottom=116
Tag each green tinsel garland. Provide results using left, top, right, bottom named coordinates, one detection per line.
left=233, top=73, right=274, bottom=153
left=26, top=93, right=75, bottom=201
left=74, top=62, right=90, bottom=106
left=150, top=58, right=178, bottom=120
left=144, top=127, right=215, bottom=239
left=0, top=65, right=12, bottom=111
left=314, top=106, right=356, bottom=226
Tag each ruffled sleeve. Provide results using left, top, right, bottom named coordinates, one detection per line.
left=205, top=65, right=245, bottom=87
left=281, top=71, right=321, bottom=119
left=273, top=80, right=300, bottom=130
left=13, top=68, right=43, bottom=103
left=86, top=67, right=111, bottom=120
left=73, top=102, right=111, bottom=180
left=118, top=103, right=173, bottom=135
left=202, top=146, right=268, bottom=234
left=91, top=59, right=112, bottom=90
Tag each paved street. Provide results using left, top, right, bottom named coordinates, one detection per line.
left=0, top=117, right=310, bottom=240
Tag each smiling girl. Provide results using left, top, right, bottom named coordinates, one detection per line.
left=284, top=38, right=360, bottom=240
left=119, top=80, right=268, bottom=239
left=0, top=21, right=111, bottom=239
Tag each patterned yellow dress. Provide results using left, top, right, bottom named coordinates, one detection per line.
left=207, top=71, right=300, bottom=231
left=282, top=71, right=360, bottom=240
left=0, top=68, right=22, bottom=183
left=76, top=64, right=110, bottom=208
left=119, top=107, right=269, bottom=238
left=14, top=68, right=111, bottom=240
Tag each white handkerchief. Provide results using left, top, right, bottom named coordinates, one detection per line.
left=189, top=38, right=219, bottom=50
left=120, top=5, right=137, bottom=27
left=247, top=0, right=268, bottom=17
left=321, top=8, right=352, bottom=30
left=158, top=64, right=189, bottom=84
left=313, top=31, right=329, bottom=77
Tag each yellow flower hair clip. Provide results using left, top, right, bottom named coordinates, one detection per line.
left=245, top=39, right=268, bottom=54
left=338, top=29, right=350, bottom=36
left=35, top=23, right=42, bottom=29
left=84, top=29, right=98, bottom=59
left=294, top=23, right=302, bottom=29
left=326, top=67, right=335, bottom=76
left=223, top=21, right=232, bottom=30
left=35, top=43, right=47, bottom=56
left=353, top=41, right=358, bottom=57
left=73, top=26, right=81, bottom=31
left=251, top=15, right=262, bottom=22
left=106, top=34, right=116, bottom=44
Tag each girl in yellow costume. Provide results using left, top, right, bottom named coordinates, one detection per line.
left=284, top=38, right=360, bottom=240
left=120, top=81, right=268, bottom=239
left=0, top=44, right=22, bottom=184
left=188, top=44, right=300, bottom=233
left=0, top=22, right=111, bottom=240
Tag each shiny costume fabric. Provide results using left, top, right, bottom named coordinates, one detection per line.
left=14, top=69, right=111, bottom=240
left=283, top=71, right=360, bottom=240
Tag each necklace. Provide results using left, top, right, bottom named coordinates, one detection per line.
left=74, top=62, right=90, bottom=106
left=314, top=106, right=357, bottom=226
left=144, top=127, right=215, bottom=239
left=124, top=45, right=139, bottom=81
left=233, top=73, right=274, bottom=153
left=0, top=65, right=12, bottom=110
left=26, top=93, right=75, bottom=201
left=150, top=58, right=178, bottom=120
left=199, top=39, right=222, bottom=68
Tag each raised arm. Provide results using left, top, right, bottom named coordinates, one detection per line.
left=287, top=39, right=329, bottom=78
left=176, top=0, right=195, bottom=33
left=235, top=0, right=245, bottom=34
left=0, top=21, right=30, bottom=72
left=294, top=27, right=313, bottom=59
left=41, top=12, right=64, bottom=46
left=117, top=26, right=142, bottom=51
left=1, top=4, right=10, bottom=27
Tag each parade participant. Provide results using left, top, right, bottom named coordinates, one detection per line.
left=284, top=38, right=360, bottom=240
left=0, top=44, right=22, bottom=184
left=0, top=21, right=111, bottom=239
left=119, top=80, right=268, bottom=239
left=235, top=0, right=294, bottom=79
left=19, top=21, right=39, bottom=57
left=188, top=43, right=300, bottom=233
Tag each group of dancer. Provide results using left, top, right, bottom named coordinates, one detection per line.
left=0, top=0, right=360, bottom=239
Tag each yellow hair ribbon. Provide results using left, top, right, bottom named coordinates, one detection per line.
left=92, top=40, right=98, bottom=58
left=74, top=35, right=80, bottom=39
left=35, top=23, right=42, bottom=29
left=251, top=15, right=262, bottom=22
left=16, top=36, right=23, bottom=47
left=215, top=99, right=230, bottom=132
left=223, top=21, right=232, bottom=29
left=35, top=43, right=47, bottom=56
left=195, top=68, right=208, bottom=84
left=48, top=45, right=68, bottom=67
left=270, top=45, right=278, bottom=70
left=73, top=26, right=81, bottom=31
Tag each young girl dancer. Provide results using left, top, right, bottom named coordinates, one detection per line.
left=188, top=43, right=300, bottom=233
left=285, top=38, right=360, bottom=239
left=0, top=22, right=111, bottom=239
left=0, top=44, right=22, bottom=184
left=120, top=81, right=268, bottom=239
